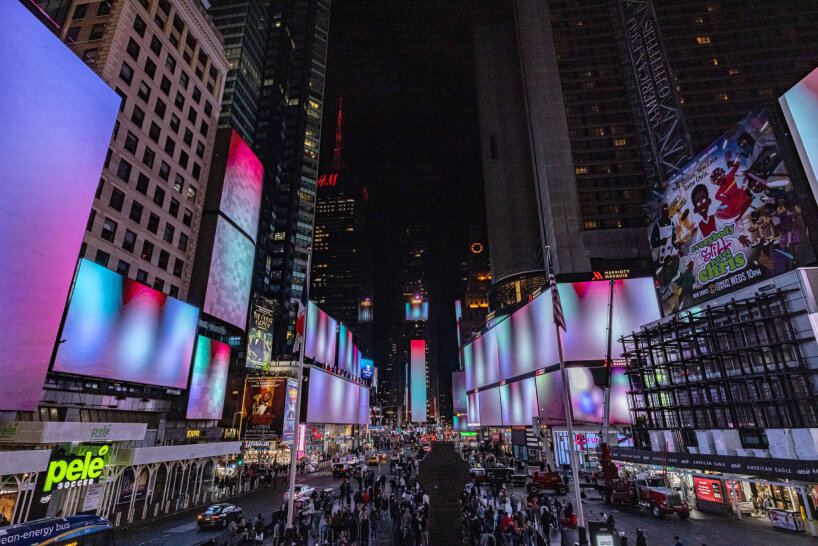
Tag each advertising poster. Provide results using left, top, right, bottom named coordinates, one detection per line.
left=186, top=336, right=230, bottom=420
left=246, top=296, right=276, bottom=370
left=694, top=477, right=724, bottom=503
left=281, top=379, right=298, bottom=445
left=648, top=108, right=813, bottom=314
left=241, top=377, right=287, bottom=440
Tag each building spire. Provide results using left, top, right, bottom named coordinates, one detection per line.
left=332, top=92, right=343, bottom=171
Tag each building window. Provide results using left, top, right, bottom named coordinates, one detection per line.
left=143, top=147, right=155, bottom=168
left=65, top=27, right=80, bottom=43
left=179, top=151, right=189, bottom=169
left=187, top=107, right=197, bottom=124
left=200, top=121, right=209, bottom=137
left=131, top=105, right=145, bottom=128
left=116, top=260, right=130, bottom=277
left=150, top=35, right=162, bottom=56
left=191, top=163, right=201, bottom=180
left=169, top=285, right=179, bottom=297
left=169, top=198, right=180, bottom=217
left=154, top=99, right=167, bottom=120
left=97, top=1, right=111, bottom=16
left=174, top=92, right=185, bottom=111
left=183, top=208, right=192, bottom=227
left=123, top=229, right=136, bottom=253
left=141, top=240, right=154, bottom=262
left=119, top=62, right=134, bottom=85
left=179, top=71, right=189, bottom=89
left=165, top=54, right=176, bottom=74
left=696, top=36, right=712, bottom=45
left=178, top=233, right=188, bottom=251
left=137, top=81, right=151, bottom=103
left=163, top=223, right=175, bottom=243
left=170, top=114, right=180, bottom=133
left=153, top=278, right=165, bottom=292
left=613, top=138, right=627, bottom=147
left=173, top=258, right=183, bottom=277
left=94, top=250, right=110, bottom=267
left=204, top=101, right=213, bottom=117
left=147, top=213, right=159, bottom=234
left=126, top=38, right=140, bottom=61
left=149, top=122, right=161, bottom=142
left=158, top=250, right=170, bottom=270
left=187, top=185, right=197, bottom=201
left=124, top=131, right=139, bottom=154
left=192, top=87, right=201, bottom=103
left=109, top=188, right=125, bottom=212
left=133, top=15, right=146, bottom=37
left=159, top=161, right=170, bottom=181
left=86, top=209, right=96, bottom=232
left=136, top=173, right=149, bottom=195
left=73, top=4, right=87, bottom=19
left=160, top=76, right=171, bottom=95
left=82, top=48, right=99, bottom=66
left=89, top=24, right=105, bottom=41
left=136, top=269, right=148, bottom=283
left=154, top=186, right=165, bottom=207
left=195, top=141, right=204, bottom=158
left=183, top=129, right=193, bottom=146
left=144, top=57, right=157, bottom=78
left=173, top=174, right=184, bottom=193
left=164, top=137, right=176, bottom=156
left=101, top=218, right=117, bottom=242
left=95, top=178, right=105, bottom=199
left=129, top=201, right=143, bottom=223
left=116, top=159, right=132, bottom=182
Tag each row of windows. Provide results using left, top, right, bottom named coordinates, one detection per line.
left=86, top=243, right=179, bottom=298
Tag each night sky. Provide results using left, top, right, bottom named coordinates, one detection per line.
left=319, top=1, right=500, bottom=404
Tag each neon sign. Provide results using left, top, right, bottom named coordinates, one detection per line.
left=44, top=446, right=109, bottom=492
left=592, top=269, right=631, bottom=280
left=317, top=173, right=338, bottom=187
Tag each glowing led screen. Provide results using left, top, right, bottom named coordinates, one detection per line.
left=462, top=278, right=660, bottom=391
left=0, top=2, right=120, bottom=410
left=305, top=302, right=338, bottom=366
left=405, top=301, right=429, bottom=321
left=186, top=336, right=230, bottom=420
left=306, top=367, right=368, bottom=425
left=780, top=67, right=818, bottom=211
left=500, top=376, right=539, bottom=426
left=203, top=217, right=256, bottom=329
left=337, top=324, right=351, bottom=373
left=220, top=130, right=263, bottom=241
left=242, top=377, right=287, bottom=439
left=467, top=392, right=480, bottom=425
left=353, top=346, right=362, bottom=376
left=452, top=371, right=468, bottom=414
left=410, top=340, right=427, bottom=422
left=647, top=108, right=811, bottom=314
left=361, top=358, right=374, bottom=379
left=54, top=260, right=199, bottom=388
left=477, top=388, right=502, bottom=426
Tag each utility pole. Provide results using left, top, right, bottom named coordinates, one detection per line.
left=601, top=279, right=615, bottom=442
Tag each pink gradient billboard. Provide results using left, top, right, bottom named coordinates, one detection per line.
left=410, top=340, right=427, bottom=422
left=186, top=336, right=230, bottom=420
left=0, top=2, right=120, bottom=410
left=781, top=68, right=818, bottom=211
left=500, top=376, right=539, bottom=426
left=305, top=367, right=368, bottom=425
left=477, top=388, right=502, bottom=426
left=305, top=302, right=338, bottom=366
left=220, top=130, right=263, bottom=241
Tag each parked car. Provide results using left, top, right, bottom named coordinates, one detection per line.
left=197, top=503, right=242, bottom=529
left=283, top=484, right=315, bottom=502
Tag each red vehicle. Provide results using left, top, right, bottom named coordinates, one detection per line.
left=526, top=470, right=567, bottom=495
left=595, top=445, right=690, bottom=519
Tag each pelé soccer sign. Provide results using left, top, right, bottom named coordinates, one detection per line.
left=44, top=445, right=109, bottom=492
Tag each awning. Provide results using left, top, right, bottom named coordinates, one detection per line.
left=0, top=449, right=51, bottom=475
left=0, top=421, right=147, bottom=444
left=118, top=441, right=242, bottom=466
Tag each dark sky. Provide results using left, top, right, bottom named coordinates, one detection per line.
left=319, top=1, right=498, bottom=403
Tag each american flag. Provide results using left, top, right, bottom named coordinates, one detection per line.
left=550, top=270, right=566, bottom=332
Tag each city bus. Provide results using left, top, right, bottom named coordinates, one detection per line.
left=0, top=515, right=114, bottom=545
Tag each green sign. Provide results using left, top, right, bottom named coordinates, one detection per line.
left=44, top=445, right=109, bottom=492
left=460, top=432, right=477, bottom=437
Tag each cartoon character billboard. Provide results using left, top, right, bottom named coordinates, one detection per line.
left=648, top=108, right=813, bottom=314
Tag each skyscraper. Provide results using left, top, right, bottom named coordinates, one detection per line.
left=56, top=0, right=230, bottom=299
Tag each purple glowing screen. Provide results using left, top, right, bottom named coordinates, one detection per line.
left=53, top=260, right=199, bottom=388
left=186, top=336, right=230, bottom=420
left=305, top=302, right=338, bottom=367
left=0, top=2, right=120, bottom=410
left=306, top=367, right=368, bottom=425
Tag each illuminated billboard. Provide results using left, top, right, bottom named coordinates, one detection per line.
left=467, top=392, right=480, bottom=426
left=361, top=358, right=374, bottom=379
left=0, top=2, right=120, bottom=410
left=353, top=346, right=362, bottom=376
left=246, top=295, right=275, bottom=370
left=54, top=260, right=199, bottom=388
left=305, top=302, right=338, bottom=366
left=337, top=324, right=353, bottom=373
left=282, top=379, right=298, bottom=445
left=405, top=299, right=429, bottom=321
left=477, top=388, right=502, bottom=426
left=186, top=336, right=230, bottom=420
left=463, top=277, right=659, bottom=391
left=219, top=130, right=263, bottom=242
left=452, top=371, right=467, bottom=414
left=780, top=67, right=818, bottom=206
left=647, top=108, right=812, bottom=315
left=203, top=216, right=256, bottom=329
left=305, top=367, right=369, bottom=425
left=241, top=377, right=288, bottom=440
left=500, top=376, right=539, bottom=427
left=410, top=340, right=427, bottom=422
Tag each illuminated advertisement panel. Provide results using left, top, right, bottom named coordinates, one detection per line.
left=477, top=387, right=502, bottom=426
left=186, top=336, right=230, bottom=420
left=54, top=260, right=199, bottom=388
left=220, top=130, right=263, bottom=241
left=246, top=295, right=275, bottom=370
left=694, top=477, right=725, bottom=503
left=405, top=300, right=429, bottom=321
left=535, top=370, right=566, bottom=422
left=337, top=324, right=351, bottom=373
left=282, top=379, right=298, bottom=445
left=358, top=386, right=371, bottom=425
left=473, top=328, right=501, bottom=389
left=463, top=342, right=475, bottom=391
left=500, top=376, right=539, bottom=426
left=780, top=67, right=818, bottom=205
left=0, top=2, right=120, bottom=410
left=305, top=302, right=338, bottom=366
left=203, top=217, right=255, bottom=329
left=361, top=358, right=374, bottom=379
left=306, top=367, right=366, bottom=424
left=452, top=371, right=468, bottom=414
left=410, top=340, right=427, bottom=422
left=532, top=365, right=630, bottom=425
left=353, top=346, right=362, bottom=376
left=648, top=108, right=812, bottom=315
left=467, top=392, right=480, bottom=425
left=241, top=377, right=287, bottom=439
left=498, top=293, right=558, bottom=379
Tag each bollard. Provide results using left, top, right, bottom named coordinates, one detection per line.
left=578, top=526, right=588, bottom=545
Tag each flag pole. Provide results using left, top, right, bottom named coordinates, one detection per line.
left=547, top=247, right=585, bottom=531
left=286, top=248, right=312, bottom=530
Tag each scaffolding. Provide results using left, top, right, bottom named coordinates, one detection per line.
left=621, top=288, right=818, bottom=451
